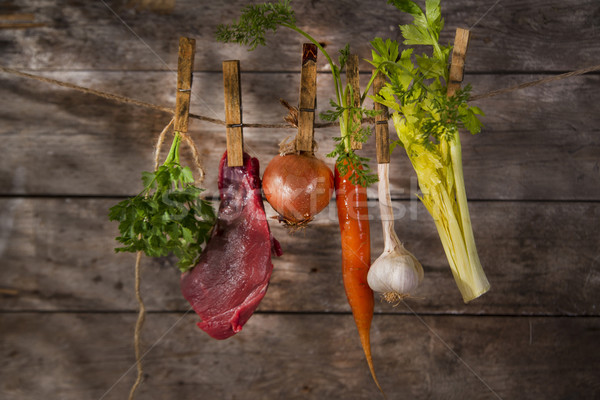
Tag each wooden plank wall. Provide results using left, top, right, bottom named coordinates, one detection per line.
left=1, top=0, right=599, bottom=399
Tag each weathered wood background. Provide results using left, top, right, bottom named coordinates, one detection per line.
left=1, top=0, right=599, bottom=399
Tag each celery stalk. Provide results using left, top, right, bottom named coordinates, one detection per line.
left=449, top=136, right=490, bottom=301
left=391, top=113, right=489, bottom=302
left=370, top=0, right=489, bottom=302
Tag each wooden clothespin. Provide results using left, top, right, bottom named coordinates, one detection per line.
left=447, top=28, right=470, bottom=98
left=174, top=37, right=195, bottom=135
left=223, top=60, right=244, bottom=166
left=346, top=54, right=362, bottom=150
left=296, top=43, right=318, bottom=153
left=372, top=70, right=390, bottom=164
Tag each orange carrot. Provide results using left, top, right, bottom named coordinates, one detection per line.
left=335, top=162, right=384, bottom=394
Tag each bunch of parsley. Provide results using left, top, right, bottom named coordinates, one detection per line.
left=108, top=133, right=216, bottom=272
left=216, top=0, right=378, bottom=186
left=369, top=0, right=489, bottom=302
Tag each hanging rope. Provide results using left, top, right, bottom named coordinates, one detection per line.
left=2, top=61, right=597, bottom=398
left=154, top=119, right=205, bottom=185
left=128, top=251, right=146, bottom=400
left=178, top=130, right=206, bottom=183
left=153, top=119, right=174, bottom=170
left=5, top=63, right=597, bottom=128
left=469, top=64, right=600, bottom=101
left=0, top=64, right=336, bottom=128
left=129, top=116, right=203, bottom=400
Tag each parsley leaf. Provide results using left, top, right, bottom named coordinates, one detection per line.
left=109, top=133, right=216, bottom=272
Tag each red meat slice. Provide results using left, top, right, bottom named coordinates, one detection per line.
left=181, top=151, right=282, bottom=340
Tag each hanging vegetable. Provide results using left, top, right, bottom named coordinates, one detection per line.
left=261, top=44, right=334, bottom=228
left=217, top=1, right=383, bottom=391
left=109, top=37, right=215, bottom=272
left=369, top=0, right=489, bottom=302
left=335, top=162, right=383, bottom=395
left=262, top=153, right=333, bottom=226
left=216, top=0, right=379, bottom=187
left=368, top=164, right=424, bottom=302
left=108, top=131, right=216, bottom=272
left=368, top=72, right=424, bottom=303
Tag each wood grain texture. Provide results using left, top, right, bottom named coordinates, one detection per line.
left=222, top=60, right=244, bottom=166
left=173, top=37, right=195, bottom=133
left=0, top=72, right=598, bottom=200
left=1, top=1, right=599, bottom=398
left=346, top=53, right=362, bottom=150
left=296, top=43, right=317, bottom=153
left=447, top=28, right=470, bottom=98
left=0, top=0, right=598, bottom=72
left=1, top=312, right=599, bottom=399
left=1, top=198, right=598, bottom=316
left=373, top=71, right=390, bottom=164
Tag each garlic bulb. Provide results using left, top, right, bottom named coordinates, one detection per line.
left=368, top=164, right=424, bottom=303
left=367, top=237, right=424, bottom=303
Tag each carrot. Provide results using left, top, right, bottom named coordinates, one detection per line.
left=335, top=162, right=384, bottom=395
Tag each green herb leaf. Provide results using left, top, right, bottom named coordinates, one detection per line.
left=372, top=0, right=490, bottom=301
left=215, top=0, right=296, bottom=50
left=425, top=0, right=443, bottom=37
left=319, top=100, right=346, bottom=122
left=334, top=152, right=378, bottom=187
left=387, top=0, right=424, bottom=16
left=461, top=104, right=485, bottom=134
left=338, top=43, right=350, bottom=71
left=416, top=53, right=446, bottom=79
left=218, top=1, right=377, bottom=187
left=109, top=134, right=216, bottom=272
left=370, top=37, right=400, bottom=69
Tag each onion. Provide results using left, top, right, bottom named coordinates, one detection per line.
left=262, top=153, right=334, bottom=226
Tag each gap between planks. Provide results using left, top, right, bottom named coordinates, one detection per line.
left=1, top=194, right=599, bottom=204
left=1, top=309, right=598, bottom=318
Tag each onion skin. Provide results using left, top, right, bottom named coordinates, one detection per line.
left=262, top=153, right=334, bottom=225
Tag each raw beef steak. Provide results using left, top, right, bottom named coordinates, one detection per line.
left=181, top=152, right=282, bottom=339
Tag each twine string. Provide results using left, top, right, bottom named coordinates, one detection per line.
left=128, top=116, right=201, bottom=400
left=128, top=251, right=146, bottom=400
left=2, top=62, right=597, bottom=399
left=2, top=64, right=599, bottom=129
left=178, top=130, right=205, bottom=183
left=469, top=64, right=600, bottom=101
left=153, top=118, right=174, bottom=170
left=153, top=117, right=205, bottom=183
